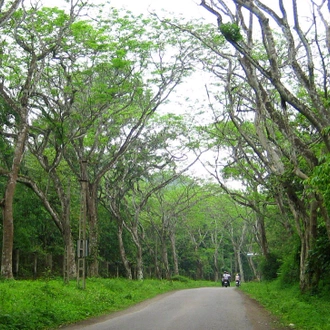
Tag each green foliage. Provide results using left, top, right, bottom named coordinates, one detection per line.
left=11, top=7, right=69, bottom=35
left=278, top=246, right=300, bottom=287
left=258, top=253, right=281, bottom=280
left=0, top=98, right=15, bottom=168
left=241, top=280, right=330, bottom=329
left=306, top=226, right=330, bottom=292
left=219, top=23, right=243, bottom=42
left=309, top=154, right=330, bottom=214
left=170, top=275, right=189, bottom=282
left=13, top=185, right=64, bottom=274
left=0, top=278, right=218, bottom=329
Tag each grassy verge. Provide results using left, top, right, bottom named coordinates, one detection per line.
left=0, top=277, right=218, bottom=330
left=240, top=280, right=330, bottom=330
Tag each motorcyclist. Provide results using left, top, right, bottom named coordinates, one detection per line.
left=235, top=273, right=240, bottom=286
left=222, top=271, right=231, bottom=287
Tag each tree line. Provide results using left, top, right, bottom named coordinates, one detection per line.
left=1, top=0, right=330, bottom=294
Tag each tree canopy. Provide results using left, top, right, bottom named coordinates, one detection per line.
left=1, top=0, right=330, bottom=294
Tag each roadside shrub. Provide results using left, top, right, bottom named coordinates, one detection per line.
left=305, top=226, right=330, bottom=294
left=259, top=253, right=281, bottom=280
left=277, top=249, right=300, bottom=287
left=171, top=275, right=189, bottom=282
left=307, top=227, right=330, bottom=275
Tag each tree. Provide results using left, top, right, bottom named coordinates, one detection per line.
left=18, top=150, right=79, bottom=280
left=196, top=0, right=330, bottom=291
left=0, top=0, right=21, bottom=27
left=12, top=183, right=62, bottom=278
left=145, top=176, right=205, bottom=279
left=0, top=3, right=203, bottom=280
left=99, top=112, right=202, bottom=279
left=0, top=2, right=83, bottom=279
left=39, top=9, right=202, bottom=277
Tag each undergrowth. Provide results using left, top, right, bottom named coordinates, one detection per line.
left=240, top=280, right=330, bottom=330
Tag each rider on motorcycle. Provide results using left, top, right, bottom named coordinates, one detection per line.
left=235, top=273, right=240, bottom=286
left=222, top=271, right=231, bottom=287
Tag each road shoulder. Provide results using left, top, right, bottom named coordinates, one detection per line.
left=237, top=289, right=292, bottom=330
left=58, top=291, right=177, bottom=329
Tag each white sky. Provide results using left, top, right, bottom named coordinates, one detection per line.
left=108, top=0, right=212, bottom=19
left=106, top=0, right=317, bottom=20
left=41, top=0, right=215, bottom=21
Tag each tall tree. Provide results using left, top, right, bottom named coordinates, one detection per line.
left=100, top=113, right=201, bottom=279
left=146, top=176, right=205, bottom=279
left=0, top=2, right=83, bottom=278
left=55, top=10, right=201, bottom=276
left=168, top=0, right=330, bottom=291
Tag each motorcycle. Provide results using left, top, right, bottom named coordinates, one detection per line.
left=222, top=279, right=230, bottom=287
left=235, top=280, right=240, bottom=287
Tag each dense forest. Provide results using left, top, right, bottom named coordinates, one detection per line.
left=1, top=0, right=330, bottom=294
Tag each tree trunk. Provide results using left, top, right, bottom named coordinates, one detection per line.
left=33, top=252, right=38, bottom=279
left=46, top=253, right=52, bottom=272
left=117, top=222, right=132, bottom=279
left=213, top=250, right=219, bottom=282
left=160, top=232, right=170, bottom=279
left=299, top=238, right=310, bottom=292
left=153, top=234, right=161, bottom=279
left=127, top=224, right=144, bottom=280
left=287, top=188, right=318, bottom=291
left=87, top=183, right=99, bottom=277
left=14, top=249, right=19, bottom=277
left=247, top=255, right=259, bottom=281
left=236, top=248, right=244, bottom=283
left=256, top=212, right=269, bottom=258
left=1, top=119, right=28, bottom=279
left=136, top=244, right=144, bottom=280
left=63, top=228, right=77, bottom=281
left=1, top=201, right=14, bottom=279
left=0, top=0, right=24, bottom=280
left=130, top=225, right=144, bottom=280
left=196, top=258, right=203, bottom=280
left=169, top=230, right=179, bottom=276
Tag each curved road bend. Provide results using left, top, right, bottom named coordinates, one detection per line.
left=60, top=287, right=285, bottom=330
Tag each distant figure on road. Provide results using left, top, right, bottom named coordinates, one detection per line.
left=222, top=271, right=231, bottom=287
left=235, top=273, right=240, bottom=286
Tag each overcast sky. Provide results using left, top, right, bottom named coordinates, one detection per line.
left=107, top=0, right=324, bottom=21
left=109, top=0, right=210, bottom=18
left=42, top=0, right=319, bottom=27
left=41, top=0, right=215, bottom=21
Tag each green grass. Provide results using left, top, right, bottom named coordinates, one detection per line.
left=240, top=280, right=330, bottom=330
left=0, top=277, right=218, bottom=330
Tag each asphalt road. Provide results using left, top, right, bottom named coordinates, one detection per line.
left=61, top=287, right=287, bottom=330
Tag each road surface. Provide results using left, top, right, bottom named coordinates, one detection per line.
left=60, top=287, right=290, bottom=330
